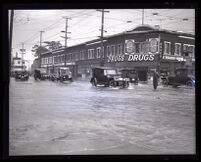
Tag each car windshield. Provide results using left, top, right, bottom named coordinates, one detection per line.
left=105, top=70, right=117, bottom=75
left=61, top=69, right=70, bottom=75
left=188, top=75, right=195, bottom=81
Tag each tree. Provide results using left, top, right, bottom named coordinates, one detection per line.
left=32, top=41, right=62, bottom=58
left=43, top=41, right=62, bottom=51
left=32, top=45, right=49, bottom=58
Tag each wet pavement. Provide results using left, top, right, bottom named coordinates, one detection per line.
left=9, top=77, right=195, bottom=155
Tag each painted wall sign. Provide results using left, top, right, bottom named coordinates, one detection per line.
left=162, top=55, right=185, bottom=61
left=108, top=54, right=155, bottom=62
left=125, top=39, right=135, bottom=54
left=149, top=38, right=159, bottom=54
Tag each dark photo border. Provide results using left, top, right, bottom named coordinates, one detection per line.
left=1, top=0, right=200, bottom=160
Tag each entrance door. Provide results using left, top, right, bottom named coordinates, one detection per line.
left=138, top=70, right=148, bottom=81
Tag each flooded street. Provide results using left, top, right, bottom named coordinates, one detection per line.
left=9, top=77, right=195, bottom=155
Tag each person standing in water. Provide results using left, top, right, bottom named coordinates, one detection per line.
left=153, top=71, right=159, bottom=90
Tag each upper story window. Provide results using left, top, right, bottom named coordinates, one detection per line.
left=174, top=43, right=181, bottom=55
left=135, top=42, right=141, bottom=54
left=188, top=45, right=195, bottom=58
left=107, top=46, right=111, bottom=57
left=97, top=47, right=101, bottom=58
left=111, top=45, right=115, bottom=56
left=80, top=51, right=85, bottom=60
left=149, top=38, right=159, bottom=54
left=164, top=41, right=171, bottom=55
left=88, top=49, right=95, bottom=59
left=117, top=44, right=123, bottom=55
left=75, top=52, right=79, bottom=61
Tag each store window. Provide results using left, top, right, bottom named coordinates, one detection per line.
left=164, top=41, right=171, bottom=55
left=174, top=43, right=181, bottom=55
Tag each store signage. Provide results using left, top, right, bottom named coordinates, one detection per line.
left=162, top=55, right=185, bottom=61
left=108, top=54, right=155, bottom=62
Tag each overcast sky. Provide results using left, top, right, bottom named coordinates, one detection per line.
left=10, top=9, right=195, bottom=64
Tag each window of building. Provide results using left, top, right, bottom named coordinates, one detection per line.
left=111, top=45, right=115, bottom=56
left=88, top=49, right=90, bottom=59
left=141, top=42, right=149, bottom=54
left=183, top=44, right=188, bottom=52
left=18, top=61, right=21, bottom=64
left=164, top=41, right=171, bottom=55
left=135, top=42, right=141, bottom=54
left=107, top=46, right=111, bottom=57
left=97, top=47, right=101, bottom=58
left=149, top=38, right=159, bottom=54
left=117, top=44, right=123, bottom=55
left=188, top=45, right=195, bottom=58
left=174, top=43, right=181, bottom=55
left=88, top=49, right=95, bottom=59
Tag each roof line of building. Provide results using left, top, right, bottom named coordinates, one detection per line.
left=40, top=25, right=194, bottom=56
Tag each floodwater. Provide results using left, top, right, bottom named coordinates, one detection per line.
left=9, top=77, right=195, bottom=155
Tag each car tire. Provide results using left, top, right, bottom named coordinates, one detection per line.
left=109, top=80, right=117, bottom=87
left=186, top=81, right=193, bottom=87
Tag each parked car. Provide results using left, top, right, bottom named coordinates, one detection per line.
left=90, top=67, right=129, bottom=88
left=15, top=71, right=29, bottom=81
left=119, top=68, right=138, bottom=84
left=167, top=68, right=195, bottom=87
left=160, top=70, right=169, bottom=85
left=34, top=68, right=48, bottom=80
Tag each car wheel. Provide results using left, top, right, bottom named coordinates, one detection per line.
left=109, top=80, right=117, bottom=87
left=186, top=81, right=193, bottom=87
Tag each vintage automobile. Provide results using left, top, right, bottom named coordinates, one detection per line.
left=57, top=67, right=73, bottom=82
left=90, top=67, right=129, bottom=88
left=34, top=68, right=48, bottom=80
left=167, top=68, right=195, bottom=87
left=119, top=68, right=138, bottom=84
left=15, top=70, right=29, bottom=81
left=160, top=70, right=170, bottom=85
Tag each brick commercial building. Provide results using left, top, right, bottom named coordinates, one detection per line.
left=32, top=25, right=195, bottom=81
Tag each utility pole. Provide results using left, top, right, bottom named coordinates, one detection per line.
left=61, top=17, right=71, bottom=48
left=39, top=31, right=45, bottom=47
left=142, top=9, right=144, bottom=25
left=61, top=17, right=71, bottom=67
left=9, top=10, right=14, bottom=77
left=20, top=42, right=26, bottom=70
left=96, top=9, right=109, bottom=66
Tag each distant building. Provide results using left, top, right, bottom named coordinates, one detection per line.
left=11, top=53, right=26, bottom=76
left=33, top=25, right=195, bottom=80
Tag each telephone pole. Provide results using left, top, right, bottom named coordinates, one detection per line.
left=142, top=9, right=144, bottom=25
left=96, top=9, right=109, bottom=66
left=61, top=17, right=71, bottom=48
left=9, top=10, right=14, bottom=77
left=20, top=42, right=26, bottom=70
left=39, top=31, right=45, bottom=47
